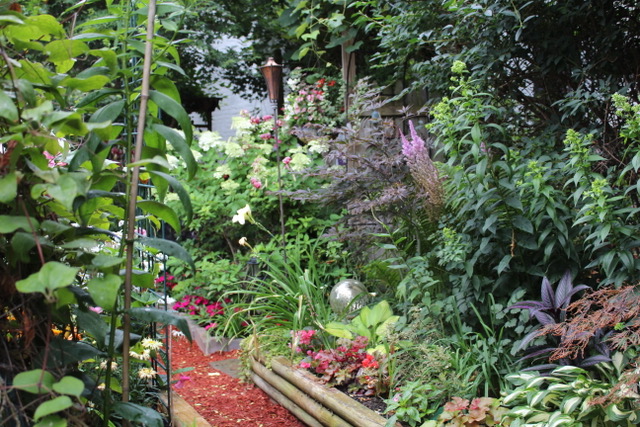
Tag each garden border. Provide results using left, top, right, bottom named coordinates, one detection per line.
left=250, top=355, right=389, bottom=427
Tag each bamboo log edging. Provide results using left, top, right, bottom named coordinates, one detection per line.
left=250, top=357, right=350, bottom=426
left=250, top=372, right=324, bottom=427
left=250, top=356, right=388, bottom=427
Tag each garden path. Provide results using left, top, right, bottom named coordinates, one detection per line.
left=170, top=333, right=304, bottom=426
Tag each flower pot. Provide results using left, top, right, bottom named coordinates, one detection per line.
left=249, top=355, right=389, bottom=427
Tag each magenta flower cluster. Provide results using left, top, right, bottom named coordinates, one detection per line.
left=399, top=120, right=426, bottom=159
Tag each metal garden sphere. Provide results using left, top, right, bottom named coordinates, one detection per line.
left=329, top=279, right=370, bottom=315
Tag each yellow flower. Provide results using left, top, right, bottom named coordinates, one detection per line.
left=232, top=204, right=253, bottom=225
left=138, top=368, right=157, bottom=379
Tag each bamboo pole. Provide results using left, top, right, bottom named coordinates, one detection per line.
left=122, top=0, right=157, bottom=404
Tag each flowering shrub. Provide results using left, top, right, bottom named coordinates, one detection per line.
left=296, top=334, right=388, bottom=396
left=282, top=69, right=344, bottom=132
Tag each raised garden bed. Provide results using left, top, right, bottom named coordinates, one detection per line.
left=186, top=319, right=242, bottom=355
left=250, top=355, right=389, bottom=427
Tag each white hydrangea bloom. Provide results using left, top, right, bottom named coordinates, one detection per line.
left=224, top=142, right=244, bottom=158
left=166, top=155, right=180, bottom=170
left=213, top=164, right=232, bottom=179
left=198, top=131, right=222, bottom=151
left=308, top=139, right=329, bottom=154
left=290, top=152, right=311, bottom=171
left=220, top=180, right=240, bottom=193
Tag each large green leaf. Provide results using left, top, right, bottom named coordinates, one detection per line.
left=52, top=376, right=84, bottom=397
left=138, top=237, right=194, bottom=271
left=74, top=309, right=108, bottom=349
left=152, top=124, right=197, bottom=179
left=112, top=402, right=164, bottom=427
left=87, top=274, right=121, bottom=311
left=148, top=170, right=192, bottom=223
left=137, top=200, right=181, bottom=234
left=34, top=396, right=73, bottom=421
left=148, top=90, right=192, bottom=144
left=12, top=369, right=55, bottom=394
left=33, top=415, right=67, bottom=427
left=0, top=91, right=18, bottom=122
left=64, top=75, right=111, bottom=92
left=129, top=307, right=192, bottom=341
left=16, top=262, right=79, bottom=295
left=0, top=172, right=17, bottom=203
left=0, top=215, right=37, bottom=233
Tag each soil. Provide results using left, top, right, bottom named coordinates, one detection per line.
left=169, top=333, right=305, bottom=426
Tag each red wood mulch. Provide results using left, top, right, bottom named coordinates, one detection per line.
left=169, top=333, right=305, bottom=427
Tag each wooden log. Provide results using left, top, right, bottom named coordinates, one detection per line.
left=250, top=357, right=351, bottom=427
left=271, top=356, right=388, bottom=427
left=250, top=372, right=323, bottom=427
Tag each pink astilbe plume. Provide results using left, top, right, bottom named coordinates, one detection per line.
left=399, top=120, right=444, bottom=218
left=400, top=120, right=426, bottom=159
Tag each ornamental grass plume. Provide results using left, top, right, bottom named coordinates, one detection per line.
left=399, top=121, right=444, bottom=219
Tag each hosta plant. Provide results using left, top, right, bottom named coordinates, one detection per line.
left=500, top=366, right=640, bottom=426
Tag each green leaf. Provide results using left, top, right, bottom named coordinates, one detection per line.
left=52, top=376, right=84, bottom=397
left=91, top=254, right=124, bottom=269
left=113, top=402, right=164, bottom=427
left=129, top=307, right=192, bottom=341
left=148, top=170, right=192, bottom=222
left=12, top=369, right=55, bottom=394
left=16, top=262, right=79, bottom=295
left=0, top=172, right=18, bottom=203
left=497, top=254, right=512, bottom=274
left=138, top=237, right=194, bottom=271
left=64, top=75, right=111, bottom=92
left=34, top=396, right=73, bottom=421
left=45, top=39, right=89, bottom=63
left=34, top=415, right=67, bottom=427
left=87, top=274, right=121, bottom=311
left=148, top=90, right=192, bottom=145
left=0, top=91, right=19, bottom=122
left=513, top=215, right=533, bottom=234
left=74, top=309, right=108, bottom=348
left=152, top=124, right=197, bottom=179
left=137, top=200, right=181, bottom=235
left=324, top=321, right=354, bottom=339
left=0, top=215, right=37, bottom=233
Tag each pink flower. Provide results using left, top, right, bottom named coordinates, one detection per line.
left=282, top=157, right=292, bottom=165
left=250, top=177, right=262, bottom=189
left=174, top=374, right=191, bottom=389
left=259, top=133, right=272, bottom=140
left=299, top=361, right=311, bottom=369
left=89, top=306, right=103, bottom=314
left=262, top=115, right=273, bottom=121
left=250, top=116, right=262, bottom=124
left=204, top=322, right=218, bottom=330
left=399, top=120, right=426, bottom=159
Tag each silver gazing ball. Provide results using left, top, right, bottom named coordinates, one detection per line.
left=329, top=279, right=370, bottom=315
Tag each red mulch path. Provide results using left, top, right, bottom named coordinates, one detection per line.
left=169, top=334, right=305, bottom=427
